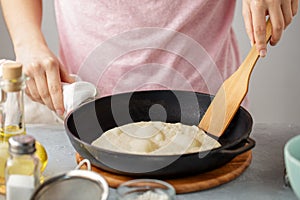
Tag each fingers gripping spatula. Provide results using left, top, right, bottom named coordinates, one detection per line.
left=199, top=20, right=272, bottom=138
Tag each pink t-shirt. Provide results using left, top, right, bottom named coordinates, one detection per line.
left=54, top=0, right=240, bottom=97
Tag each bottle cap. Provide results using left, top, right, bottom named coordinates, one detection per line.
left=2, top=62, right=23, bottom=80
left=1, top=62, right=24, bottom=92
left=8, top=135, right=36, bottom=154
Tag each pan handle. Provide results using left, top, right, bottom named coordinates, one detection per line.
left=219, top=138, right=255, bottom=155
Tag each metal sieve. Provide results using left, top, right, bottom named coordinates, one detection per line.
left=30, top=159, right=109, bottom=200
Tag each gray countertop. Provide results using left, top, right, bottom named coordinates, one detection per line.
left=0, top=123, right=299, bottom=200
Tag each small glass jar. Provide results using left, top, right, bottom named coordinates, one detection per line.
left=116, top=179, right=176, bottom=200
left=5, top=134, right=41, bottom=200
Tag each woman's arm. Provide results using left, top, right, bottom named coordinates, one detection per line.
left=1, top=0, right=73, bottom=115
left=1, top=0, right=46, bottom=50
left=242, top=0, right=298, bottom=57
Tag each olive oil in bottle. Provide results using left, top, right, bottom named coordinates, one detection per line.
left=0, top=136, right=9, bottom=194
left=0, top=62, right=48, bottom=194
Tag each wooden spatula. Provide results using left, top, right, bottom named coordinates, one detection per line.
left=199, top=20, right=272, bottom=138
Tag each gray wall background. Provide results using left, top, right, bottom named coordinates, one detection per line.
left=1, top=1, right=300, bottom=125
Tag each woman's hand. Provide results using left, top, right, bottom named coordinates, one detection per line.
left=242, top=0, right=298, bottom=57
left=1, top=0, right=75, bottom=115
left=16, top=44, right=75, bottom=115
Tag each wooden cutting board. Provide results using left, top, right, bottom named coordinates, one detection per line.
left=76, top=151, right=252, bottom=194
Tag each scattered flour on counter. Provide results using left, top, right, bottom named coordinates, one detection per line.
left=91, top=121, right=221, bottom=155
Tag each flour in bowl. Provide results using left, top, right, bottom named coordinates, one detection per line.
left=135, top=191, right=169, bottom=200
left=91, top=121, right=221, bottom=155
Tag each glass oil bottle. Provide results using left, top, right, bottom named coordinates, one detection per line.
left=0, top=62, right=48, bottom=194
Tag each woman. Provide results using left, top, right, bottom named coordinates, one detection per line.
left=0, top=0, right=298, bottom=116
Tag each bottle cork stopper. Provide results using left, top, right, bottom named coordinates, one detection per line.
left=2, top=62, right=23, bottom=80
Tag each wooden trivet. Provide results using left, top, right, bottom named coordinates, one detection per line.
left=76, top=151, right=252, bottom=194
